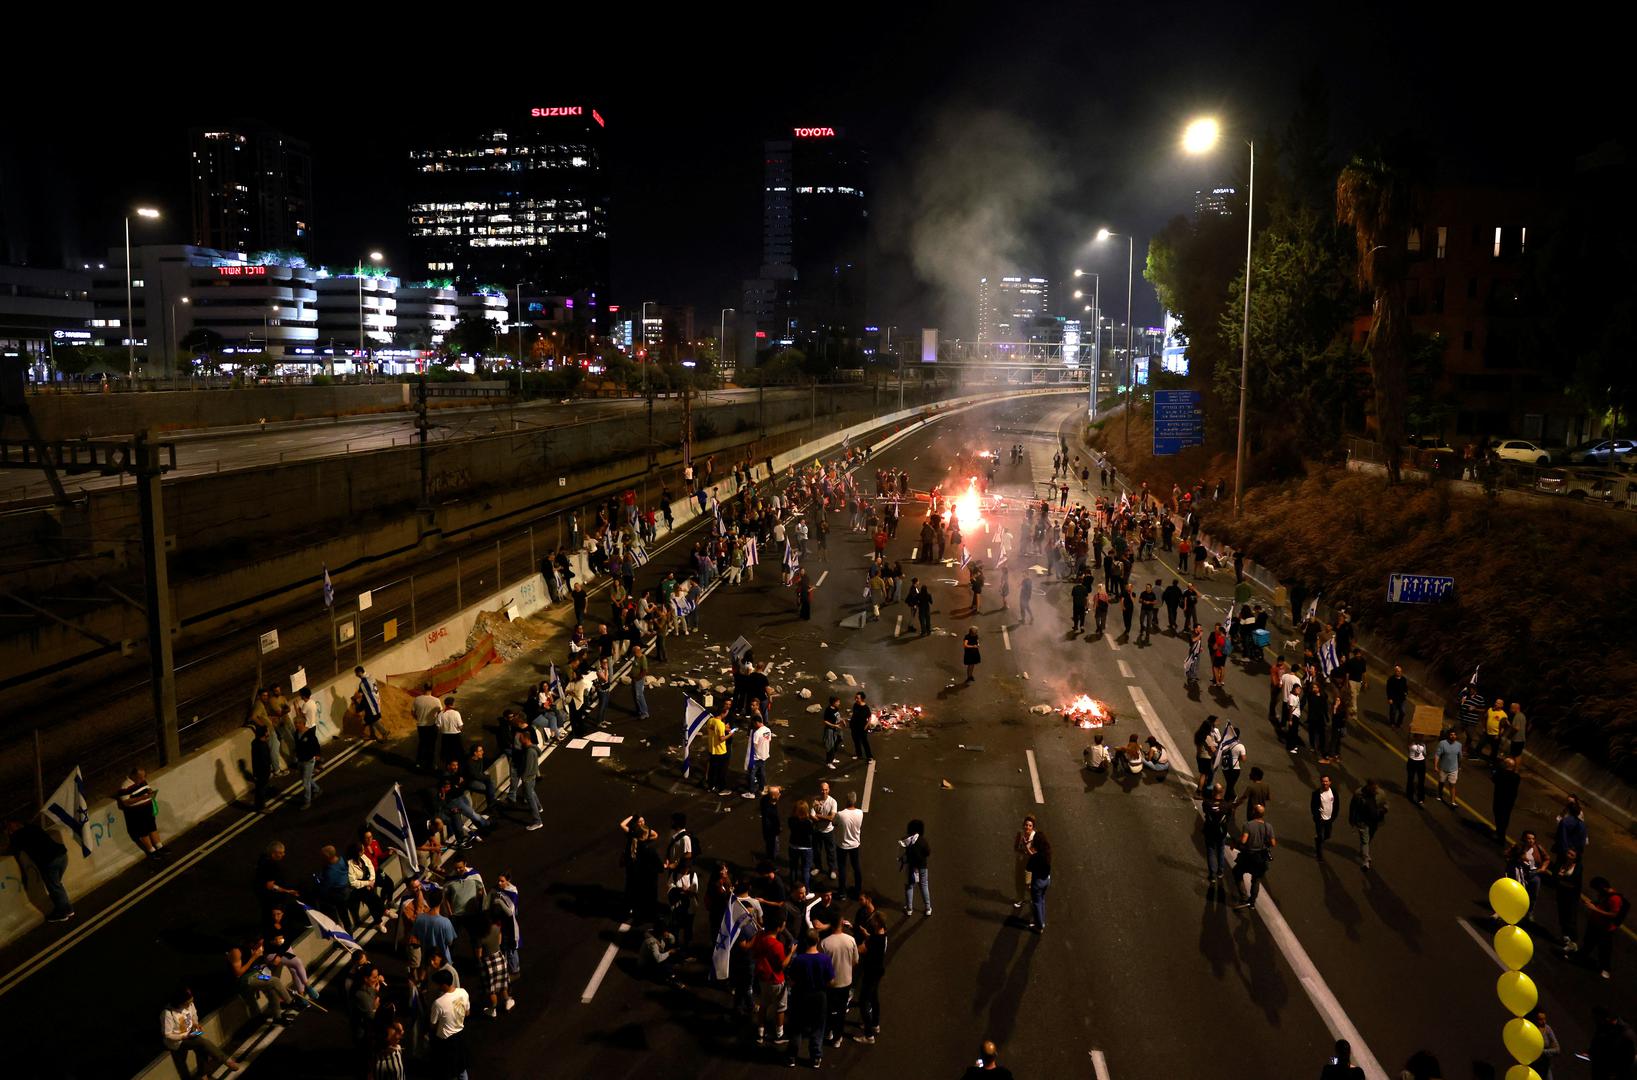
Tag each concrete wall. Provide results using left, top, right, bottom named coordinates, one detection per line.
left=23, top=383, right=416, bottom=439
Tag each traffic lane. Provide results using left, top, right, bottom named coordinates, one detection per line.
left=1105, top=560, right=1607, bottom=1073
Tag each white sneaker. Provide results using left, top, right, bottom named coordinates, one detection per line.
left=525, top=822, right=544, bottom=832
left=504, top=998, right=516, bottom=1011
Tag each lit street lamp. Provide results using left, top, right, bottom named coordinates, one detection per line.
left=169, top=296, right=190, bottom=376
left=1095, top=225, right=1135, bottom=444
left=125, top=206, right=161, bottom=379
left=1072, top=269, right=1101, bottom=418
left=1183, top=115, right=1254, bottom=514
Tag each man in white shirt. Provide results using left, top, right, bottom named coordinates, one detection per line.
left=742, top=714, right=773, bottom=799
left=835, top=792, right=865, bottom=899
left=437, top=697, right=465, bottom=768
left=820, top=918, right=859, bottom=1048
left=1310, top=775, right=1337, bottom=862
left=428, top=968, right=471, bottom=1077
left=813, top=782, right=839, bottom=881
left=1281, top=668, right=1305, bottom=754
left=1222, top=739, right=1248, bottom=802
left=413, top=683, right=443, bottom=773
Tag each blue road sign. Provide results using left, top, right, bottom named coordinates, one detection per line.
left=1387, top=573, right=1455, bottom=604
left=1152, top=390, right=1204, bottom=456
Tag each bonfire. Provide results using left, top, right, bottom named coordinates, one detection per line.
left=870, top=703, right=925, bottom=731
left=1059, top=694, right=1115, bottom=728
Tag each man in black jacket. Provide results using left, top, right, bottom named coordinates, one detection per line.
left=1162, top=579, right=1183, bottom=633
left=849, top=693, right=874, bottom=763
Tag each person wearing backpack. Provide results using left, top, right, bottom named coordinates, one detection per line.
left=1581, top=877, right=1629, bottom=980
left=1348, top=779, right=1387, bottom=872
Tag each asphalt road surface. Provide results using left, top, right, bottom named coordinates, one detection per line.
left=3, top=393, right=1628, bottom=1080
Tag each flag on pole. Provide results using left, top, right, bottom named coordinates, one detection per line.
left=1209, top=722, right=1241, bottom=775
left=1318, top=637, right=1339, bottom=678
left=783, top=540, right=798, bottom=570
left=42, top=766, right=92, bottom=858
left=366, top=783, right=420, bottom=877
left=1468, top=663, right=1481, bottom=687
left=712, top=894, right=757, bottom=980
left=322, top=565, right=334, bottom=609
left=744, top=537, right=759, bottom=567
left=547, top=662, right=563, bottom=697
left=1303, top=594, right=1320, bottom=624
left=299, top=902, right=363, bottom=954
left=681, top=697, right=709, bottom=778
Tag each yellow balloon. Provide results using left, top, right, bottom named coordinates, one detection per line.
left=1490, top=877, right=1531, bottom=925
left=1496, top=970, right=1538, bottom=1017
left=1503, top=1017, right=1545, bottom=1064
left=1504, top=1067, right=1541, bottom=1080
left=1494, top=925, right=1534, bottom=970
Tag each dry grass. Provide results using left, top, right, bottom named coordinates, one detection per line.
left=1093, top=412, right=1637, bottom=777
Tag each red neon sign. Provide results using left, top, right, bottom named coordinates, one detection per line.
left=755, top=330, right=768, bottom=338
left=793, top=127, right=836, bottom=138
left=592, top=109, right=605, bottom=128
left=216, top=265, right=267, bottom=276
left=607, top=304, right=620, bottom=313
left=531, top=106, right=584, bottom=118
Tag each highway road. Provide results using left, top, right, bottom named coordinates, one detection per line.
left=2, top=394, right=1628, bottom=1080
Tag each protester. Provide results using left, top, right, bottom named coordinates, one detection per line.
left=4, top=818, right=74, bottom=922
left=116, top=767, right=165, bottom=859
left=899, top=819, right=931, bottom=916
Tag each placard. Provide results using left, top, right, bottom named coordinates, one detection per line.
left=358, top=590, right=373, bottom=611
left=383, top=618, right=398, bottom=642
left=290, top=667, right=308, bottom=693
left=1411, top=703, right=1445, bottom=737
left=259, top=630, right=280, bottom=654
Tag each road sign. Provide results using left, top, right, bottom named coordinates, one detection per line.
left=1152, top=390, right=1204, bottom=456
left=1387, top=573, right=1455, bottom=604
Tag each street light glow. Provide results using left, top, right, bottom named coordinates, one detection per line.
left=369, top=251, right=384, bottom=262
left=1096, top=228, right=1112, bottom=242
left=1183, top=116, right=1221, bottom=154
left=1073, top=290, right=1083, bottom=299
left=1073, top=268, right=1084, bottom=278
left=135, top=207, right=161, bottom=219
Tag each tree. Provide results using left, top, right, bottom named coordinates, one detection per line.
left=445, top=314, right=497, bottom=359
left=1145, top=212, right=1243, bottom=403
left=1336, top=143, right=1425, bottom=483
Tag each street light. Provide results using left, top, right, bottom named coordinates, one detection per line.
left=125, top=207, right=161, bottom=379
left=357, top=251, right=384, bottom=378
left=1183, top=115, right=1254, bottom=514
left=1095, top=229, right=1135, bottom=444
left=169, top=296, right=190, bottom=376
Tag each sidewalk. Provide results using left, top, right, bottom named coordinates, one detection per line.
left=1077, top=420, right=1637, bottom=940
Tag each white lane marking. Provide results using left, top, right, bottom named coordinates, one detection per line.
left=0, top=738, right=367, bottom=999
left=1003, top=626, right=1012, bottom=651
left=1127, top=686, right=1192, bottom=780
left=1089, top=1049, right=1111, bottom=1080
left=1026, top=748, right=1045, bottom=804
left=814, top=570, right=829, bottom=589
left=1458, top=917, right=1505, bottom=969
left=1117, top=660, right=1134, bottom=679
left=895, top=615, right=903, bottom=638
left=1106, top=633, right=1121, bottom=652
left=862, top=759, right=877, bottom=812
left=911, top=547, right=919, bottom=560
left=1250, top=883, right=1389, bottom=1080
left=581, top=921, right=633, bottom=1003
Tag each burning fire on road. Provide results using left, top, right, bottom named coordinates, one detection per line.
left=1059, top=694, right=1115, bottom=728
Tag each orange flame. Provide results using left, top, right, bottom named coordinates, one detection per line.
left=954, top=477, right=984, bottom=532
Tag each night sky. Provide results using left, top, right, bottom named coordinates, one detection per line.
left=1, top=8, right=1616, bottom=338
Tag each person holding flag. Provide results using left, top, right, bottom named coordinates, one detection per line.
left=4, top=816, right=74, bottom=922
left=680, top=697, right=711, bottom=781
left=366, top=783, right=421, bottom=881
left=354, top=665, right=384, bottom=742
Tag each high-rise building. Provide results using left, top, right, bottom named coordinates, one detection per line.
left=189, top=123, right=314, bottom=256
left=407, top=106, right=610, bottom=298
left=975, top=275, right=1051, bottom=346
left=741, top=126, right=869, bottom=361
left=1194, top=186, right=1236, bottom=220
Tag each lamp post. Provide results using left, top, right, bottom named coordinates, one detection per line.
left=125, top=207, right=161, bottom=380
left=719, top=307, right=734, bottom=391
left=169, top=296, right=190, bottom=377
left=1183, top=116, right=1254, bottom=514
left=1073, top=269, right=1101, bottom=417
left=1095, top=229, right=1135, bottom=445
left=357, top=251, right=384, bottom=379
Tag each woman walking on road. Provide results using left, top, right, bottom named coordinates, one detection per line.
left=618, top=814, right=661, bottom=920
left=899, top=819, right=931, bottom=916
left=962, top=627, right=982, bottom=684
left=1184, top=625, right=1203, bottom=685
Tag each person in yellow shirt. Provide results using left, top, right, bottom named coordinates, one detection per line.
left=1482, top=698, right=1507, bottom=763
left=705, top=709, right=731, bottom=795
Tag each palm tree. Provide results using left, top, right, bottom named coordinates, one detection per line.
left=1336, top=147, right=1420, bottom=483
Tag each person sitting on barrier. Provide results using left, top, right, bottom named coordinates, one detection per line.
left=162, top=985, right=242, bottom=1075
left=1143, top=737, right=1172, bottom=777
left=1082, top=734, right=1112, bottom=772
left=226, top=935, right=301, bottom=1020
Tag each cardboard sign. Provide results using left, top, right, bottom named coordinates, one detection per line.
left=1411, top=703, right=1445, bottom=737
left=728, top=636, right=753, bottom=665
left=290, top=667, right=307, bottom=693
left=358, top=590, right=373, bottom=611
left=259, top=630, right=280, bottom=655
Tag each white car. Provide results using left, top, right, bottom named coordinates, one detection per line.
left=1490, top=439, right=1552, bottom=466
left=1569, top=439, right=1634, bottom=466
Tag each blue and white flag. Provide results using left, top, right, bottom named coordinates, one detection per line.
left=366, top=783, right=420, bottom=877
left=42, top=766, right=92, bottom=858
left=1467, top=663, right=1481, bottom=687
left=547, top=662, right=563, bottom=697
left=299, top=902, right=362, bottom=954
left=1317, top=636, right=1339, bottom=676
left=322, top=565, right=334, bottom=609
left=681, top=697, right=709, bottom=778
left=711, top=894, right=757, bottom=980
left=1210, top=722, right=1241, bottom=774
left=744, top=538, right=759, bottom=567
left=631, top=544, right=650, bottom=567
left=1303, top=593, right=1320, bottom=624
left=783, top=540, right=798, bottom=570
left=358, top=670, right=381, bottom=719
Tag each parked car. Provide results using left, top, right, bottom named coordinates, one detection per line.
left=1489, top=438, right=1554, bottom=466
left=1567, top=438, right=1635, bottom=466
left=1537, top=467, right=1622, bottom=501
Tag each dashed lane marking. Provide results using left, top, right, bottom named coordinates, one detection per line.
left=1003, top=626, right=1012, bottom=650
left=1127, top=685, right=1192, bottom=780
left=1090, top=1049, right=1112, bottom=1080
left=1026, top=748, right=1045, bottom=804
left=581, top=922, right=633, bottom=1003
left=862, top=759, right=878, bottom=812
left=814, top=570, right=829, bottom=589
left=1117, top=660, right=1134, bottom=679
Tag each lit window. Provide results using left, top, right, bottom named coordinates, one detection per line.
left=1407, top=228, right=1421, bottom=253
left=1493, top=227, right=1502, bottom=258
left=1520, top=227, right=1527, bottom=253
left=133, top=279, right=145, bottom=288
left=1436, top=226, right=1447, bottom=259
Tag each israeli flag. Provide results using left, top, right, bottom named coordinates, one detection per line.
left=783, top=540, right=799, bottom=570
left=322, top=565, right=334, bottom=609
left=358, top=670, right=381, bottom=719
left=366, top=783, right=420, bottom=877
left=631, top=544, right=650, bottom=567
left=1318, top=637, right=1340, bottom=678
left=299, top=902, right=362, bottom=954
left=744, top=538, right=759, bottom=567
left=1210, top=722, right=1241, bottom=774
left=43, top=766, right=92, bottom=858
left=680, top=697, right=709, bottom=778
left=548, top=662, right=563, bottom=697
left=711, top=894, right=757, bottom=980
left=1303, top=594, right=1320, bottom=624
